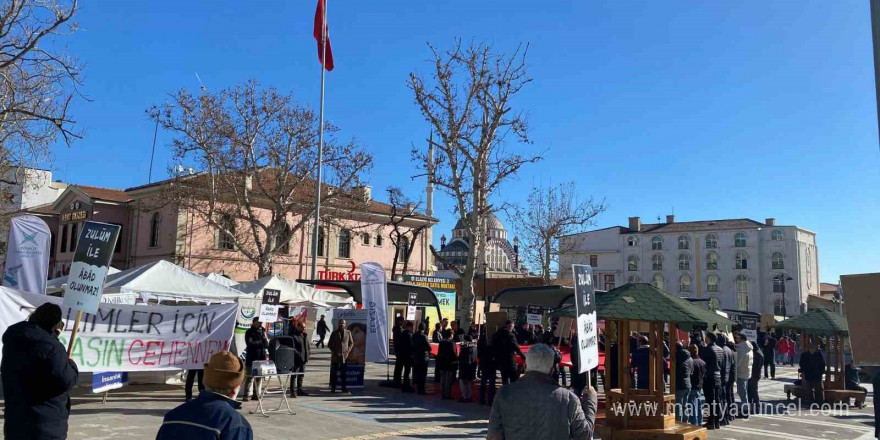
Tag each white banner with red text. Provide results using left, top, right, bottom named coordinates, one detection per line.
left=0, top=287, right=236, bottom=372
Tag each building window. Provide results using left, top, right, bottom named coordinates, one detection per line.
left=705, top=234, right=717, bottom=249
left=628, top=255, right=638, bottom=271
left=110, top=223, right=123, bottom=253
left=678, top=253, right=690, bottom=270
left=604, top=274, right=615, bottom=291
left=593, top=274, right=600, bottom=287
left=217, top=215, right=235, bottom=250
left=736, top=274, right=749, bottom=310
left=49, top=231, right=56, bottom=258
left=398, top=236, right=409, bottom=263
left=70, top=222, right=78, bottom=251
left=628, top=275, right=640, bottom=283
left=652, top=273, right=664, bottom=290
left=773, top=274, right=785, bottom=293
left=149, top=213, right=161, bottom=248
left=735, top=252, right=748, bottom=270
left=316, top=227, right=326, bottom=257
left=651, top=236, right=662, bottom=250
left=678, top=235, right=689, bottom=250
left=709, top=297, right=720, bottom=312
left=338, top=229, right=351, bottom=258
left=706, top=252, right=718, bottom=270
left=806, top=247, right=813, bottom=289
left=774, top=298, right=785, bottom=315
left=772, top=230, right=784, bottom=241
left=375, top=233, right=383, bottom=247
left=680, top=274, right=691, bottom=293
left=627, top=236, right=638, bottom=247
left=362, top=233, right=370, bottom=246
left=707, top=274, right=719, bottom=292
left=772, top=252, right=784, bottom=269
left=589, top=255, right=598, bottom=267
left=652, top=254, right=663, bottom=270
left=277, top=224, right=291, bottom=254
left=60, top=224, right=68, bottom=253
left=735, top=232, right=746, bottom=247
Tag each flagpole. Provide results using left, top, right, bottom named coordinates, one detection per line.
left=310, top=0, right=329, bottom=281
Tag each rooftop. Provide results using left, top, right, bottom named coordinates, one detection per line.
left=625, top=218, right=767, bottom=234
left=74, top=185, right=133, bottom=203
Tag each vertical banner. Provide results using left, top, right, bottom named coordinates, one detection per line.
left=259, top=288, right=281, bottom=323
left=332, top=308, right=366, bottom=387
left=62, top=221, right=121, bottom=314
left=3, top=215, right=51, bottom=295
left=572, top=264, right=599, bottom=373
left=360, top=262, right=388, bottom=363
left=406, top=292, right=417, bottom=321
left=234, top=298, right=261, bottom=355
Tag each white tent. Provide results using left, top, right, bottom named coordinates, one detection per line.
left=100, top=260, right=252, bottom=304
left=46, top=267, right=121, bottom=294
left=310, top=287, right=355, bottom=308
left=235, top=275, right=351, bottom=307
left=203, top=272, right=239, bottom=288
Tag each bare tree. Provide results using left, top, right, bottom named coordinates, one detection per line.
left=385, top=186, right=426, bottom=280
left=409, top=41, right=541, bottom=327
left=152, top=80, right=372, bottom=277
left=512, top=182, right=606, bottom=284
left=0, top=0, right=82, bottom=206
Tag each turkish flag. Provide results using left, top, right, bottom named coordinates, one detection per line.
left=313, top=0, right=334, bottom=71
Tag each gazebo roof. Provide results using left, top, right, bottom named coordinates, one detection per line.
left=776, top=308, right=849, bottom=336
left=597, top=283, right=736, bottom=331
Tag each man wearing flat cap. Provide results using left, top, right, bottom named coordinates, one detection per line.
left=156, top=351, right=253, bottom=440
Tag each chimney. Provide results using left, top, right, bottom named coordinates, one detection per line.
left=353, top=185, right=372, bottom=202
left=666, top=215, right=675, bottom=224
left=628, top=216, right=642, bottom=232
left=765, top=218, right=775, bottom=226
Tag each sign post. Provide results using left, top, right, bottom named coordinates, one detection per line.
left=259, top=288, right=281, bottom=323
left=62, top=221, right=121, bottom=356
left=572, top=264, right=599, bottom=377
left=406, top=292, right=417, bottom=321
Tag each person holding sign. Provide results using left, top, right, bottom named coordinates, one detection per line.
left=2, top=303, right=79, bottom=440
left=242, top=318, right=268, bottom=401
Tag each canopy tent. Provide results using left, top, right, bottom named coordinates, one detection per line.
left=598, top=283, right=736, bottom=331
left=493, top=285, right=576, bottom=309
left=776, top=307, right=849, bottom=336
left=298, top=279, right=445, bottom=320
left=236, top=275, right=352, bottom=308
left=101, top=260, right=251, bottom=304
left=203, top=272, right=239, bottom=288
left=46, top=267, right=121, bottom=294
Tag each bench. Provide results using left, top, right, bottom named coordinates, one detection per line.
left=824, top=389, right=867, bottom=407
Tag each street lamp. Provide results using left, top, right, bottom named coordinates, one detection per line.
left=780, top=275, right=794, bottom=318
left=513, top=236, right=520, bottom=273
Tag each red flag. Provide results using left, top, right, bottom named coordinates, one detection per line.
left=313, top=0, right=334, bottom=71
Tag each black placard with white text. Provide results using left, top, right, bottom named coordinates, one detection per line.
left=62, top=221, right=121, bottom=314
left=259, top=288, right=281, bottom=322
left=572, top=264, right=598, bottom=373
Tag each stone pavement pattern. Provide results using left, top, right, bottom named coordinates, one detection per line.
left=0, top=349, right=874, bottom=440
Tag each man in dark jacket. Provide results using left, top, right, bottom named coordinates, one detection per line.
left=722, top=338, right=737, bottom=424
left=289, top=320, right=310, bottom=397
left=478, top=330, right=496, bottom=405
left=688, top=344, right=706, bottom=427
left=700, top=333, right=724, bottom=430
left=632, top=336, right=651, bottom=389
left=2, top=303, right=78, bottom=440
left=328, top=319, right=354, bottom=393
left=315, top=315, right=330, bottom=348
left=515, top=323, right=536, bottom=345
left=396, top=322, right=414, bottom=392
left=493, top=321, right=526, bottom=385
left=458, top=335, right=478, bottom=402
left=674, top=342, right=693, bottom=423
left=763, top=334, right=777, bottom=379
left=157, top=351, right=252, bottom=440
left=749, top=340, right=764, bottom=414
left=436, top=338, right=458, bottom=399
left=242, top=318, right=268, bottom=401
left=411, top=322, right=431, bottom=395
left=800, top=341, right=825, bottom=403
left=392, top=317, right=406, bottom=387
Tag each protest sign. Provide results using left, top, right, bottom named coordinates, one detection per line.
left=0, top=287, right=236, bottom=372
left=527, top=305, right=543, bottom=326
left=63, top=221, right=121, bottom=314
left=572, top=264, right=598, bottom=373
left=406, top=292, right=417, bottom=321
left=3, top=215, right=51, bottom=295
left=360, top=262, right=388, bottom=363
left=332, top=308, right=367, bottom=388
left=841, top=273, right=880, bottom=365
left=259, top=288, right=281, bottom=323
left=92, top=371, right=128, bottom=394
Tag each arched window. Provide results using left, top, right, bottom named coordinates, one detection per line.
left=628, top=255, right=639, bottom=271
left=277, top=223, right=292, bottom=254
left=149, top=213, right=161, bottom=248
left=772, top=252, right=784, bottom=269
left=709, top=297, right=720, bottom=311
left=217, top=215, right=235, bottom=250
left=628, top=236, right=638, bottom=247
left=705, top=234, right=717, bottom=249
left=652, top=273, right=664, bottom=290
left=678, top=235, right=689, bottom=250
left=316, top=226, right=326, bottom=256
left=338, top=229, right=351, bottom=258
left=398, top=236, right=409, bottom=263
left=652, top=254, right=663, bottom=270
left=736, top=274, right=749, bottom=310
left=773, top=274, right=786, bottom=293
left=735, top=252, right=748, bottom=270
left=362, top=233, right=371, bottom=246
left=651, top=236, right=663, bottom=250
left=680, top=274, right=691, bottom=293
left=375, top=233, right=383, bottom=247
left=679, top=254, right=690, bottom=270
left=706, top=252, right=718, bottom=270
left=772, top=230, right=784, bottom=241
left=735, top=232, right=747, bottom=247
left=707, top=274, right=719, bottom=292
left=628, top=275, right=640, bottom=283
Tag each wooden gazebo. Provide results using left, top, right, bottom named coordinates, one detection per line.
left=777, top=308, right=864, bottom=406
left=596, top=283, right=735, bottom=440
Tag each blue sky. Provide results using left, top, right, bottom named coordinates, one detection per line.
left=50, top=1, right=878, bottom=281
